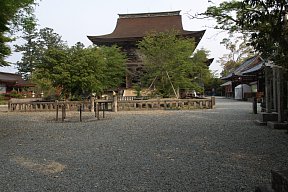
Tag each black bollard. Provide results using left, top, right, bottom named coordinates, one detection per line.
left=56, top=101, right=59, bottom=121
left=253, top=97, right=257, bottom=114
left=102, top=103, right=105, bottom=118
left=79, top=104, right=82, bottom=122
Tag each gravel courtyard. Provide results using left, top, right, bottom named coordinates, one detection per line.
left=0, top=97, right=288, bottom=192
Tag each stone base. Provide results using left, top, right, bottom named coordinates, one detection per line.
left=272, top=169, right=288, bottom=192
left=260, top=112, right=279, bottom=122
left=267, top=121, right=288, bottom=130
left=255, top=120, right=268, bottom=126
left=255, top=185, right=275, bottom=192
left=255, top=169, right=288, bottom=192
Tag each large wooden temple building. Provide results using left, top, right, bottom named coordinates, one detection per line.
left=87, top=10, right=206, bottom=88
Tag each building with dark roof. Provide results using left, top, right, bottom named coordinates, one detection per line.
left=0, top=72, right=34, bottom=94
left=87, top=11, right=206, bottom=88
left=220, top=55, right=265, bottom=99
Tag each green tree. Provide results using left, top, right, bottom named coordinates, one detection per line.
left=16, top=27, right=66, bottom=79
left=138, top=31, right=210, bottom=98
left=33, top=43, right=126, bottom=99
left=199, top=0, right=288, bottom=68
left=0, top=0, right=36, bottom=66
left=14, top=15, right=38, bottom=79
left=219, top=34, right=255, bottom=76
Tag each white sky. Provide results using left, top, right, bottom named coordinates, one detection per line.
left=2, top=0, right=228, bottom=75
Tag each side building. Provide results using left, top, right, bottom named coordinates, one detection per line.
left=0, top=72, right=34, bottom=98
left=220, top=55, right=265, bottom=100
left=87, top=10, right=205, bottom=89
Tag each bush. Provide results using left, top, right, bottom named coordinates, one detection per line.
left=9, top=91, right=23, bottom=98
left=0, top=94, right=7, bottom=105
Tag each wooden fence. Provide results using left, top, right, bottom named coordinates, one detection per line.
left=8, top=100, right=112, bottom=112
left=8, top=97, right=215, bottom=112
left=117, top=98, right=214, bottom=111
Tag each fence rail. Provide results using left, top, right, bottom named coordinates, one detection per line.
left=118, top=96, right=150, bottom=101
left=8, top=100, right=112, bottom=112
left=8, top=97, right=215, bottom=112
left=117, top=98, right=214, bottom=111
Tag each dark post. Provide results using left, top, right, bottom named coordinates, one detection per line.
left=62, top=104, right=65, bottom=122
left=102, top=103, right=105, bottom=118
left=112, top=94, right=118, bottom=112
left=64, top=103, right=66, bottom=119
left=56, top=100, right=59, bottom=121
left=253, top=97, right=257, bottom=114
left=79, top=104, right=82, bottom=122
left=265, top=66, right=273, bottom=113
left=273, top=67, right=277, bottom=111
left=94, top=101, right=96, bottom=117
left=95, top=101, right=99, bottom=120
left=277, top=68, right=285, bottom=122
left=90, top=95, right=95, bottom=112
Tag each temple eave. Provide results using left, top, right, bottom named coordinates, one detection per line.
left=88, top=30, right=206, bottom=46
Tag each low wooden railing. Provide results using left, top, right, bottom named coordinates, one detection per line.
left=8, top=100, right=113, bottom=112
left=117, top=98, right=214, bottom=111
left=8, top=97, right=215, bottom=112
left=118, top=96, right=150, bottom=101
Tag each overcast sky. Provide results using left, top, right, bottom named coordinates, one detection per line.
left=2, top=0, right=228, bottom=75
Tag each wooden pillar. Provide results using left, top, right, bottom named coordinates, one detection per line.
left=56, top=100, right=59, bottom=121
left=273, top=67, right=278, bottom=111
left=79, top=104, right=82, bottom=122
left=102, top=103, right=105, bottom=118
left=277, top=68, right=285, bottom=122
left=95, top=102, right=100, bottom=120
left=265, top=66, right=273, bottom=113
left=113, top=95, right=118, bottom=112
left=90, top=96, right=95, bottom=112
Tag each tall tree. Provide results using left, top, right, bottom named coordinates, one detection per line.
left=219, top=34, right=255, bottom=76
left=198, top=0, right=288, bottom=68
left=0, top=0, right=36, bottom=66
left=33, top=43, right=126, bottom=99
left=15, top=27, right=66, bottom=79
left=138, top=31, right=210, bottom=98
left=14, top=15, right=38, bottom=79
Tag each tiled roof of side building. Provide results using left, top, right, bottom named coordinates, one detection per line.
left=0, top=72, right=34, bottom=86
left=87, top=11, right=205, bottom=45
left=221, top=55, right=264, bottom=80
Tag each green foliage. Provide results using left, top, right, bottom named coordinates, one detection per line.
left=0, top=0, right=36, bottom=66
left=15, top=27, right=67, bottom=79
left=9, top=90, right=23, bottom=98
left=219, top=34, right=255, bottom=76
left=138, top=31, right=211, bottom=98
left=33, top=43, right=126, bottom=99
left=0, top=94, right=6, bottom=104
left=204, top=76, right=224, bottom=96
left=201, top=0, right=288, bottom=68
left=31, top=75, right=56, bottom=99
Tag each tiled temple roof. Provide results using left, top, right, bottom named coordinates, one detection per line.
left=87, top=11, right=205, bottom=46
left=0, top=72, right=34, bottom=87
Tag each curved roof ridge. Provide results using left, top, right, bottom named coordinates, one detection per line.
left=118, top=10, right=181, bottom=18
left=87, top=10, right=205, bottom=46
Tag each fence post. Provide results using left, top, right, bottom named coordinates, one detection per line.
left=62, top=102, right=66, bottom=122
left=8, top=100, right=11, bottom=112
left=102, top=103, right=105, bottom=118
left=79, top=103, right=82, bottom=122
left=253, top=97, right=257, bottom=114
left=211, top=96, right=215, bottom=107
left=95, top=101, right=100, bottom=120
left=90, top=96, right=95, bottom=112
left=113, top=94, right=118, bottom=112
left=56, top=100, right=59, bottom=121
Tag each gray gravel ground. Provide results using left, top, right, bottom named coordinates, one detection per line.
left=0, top=97, right=288, bottom=192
